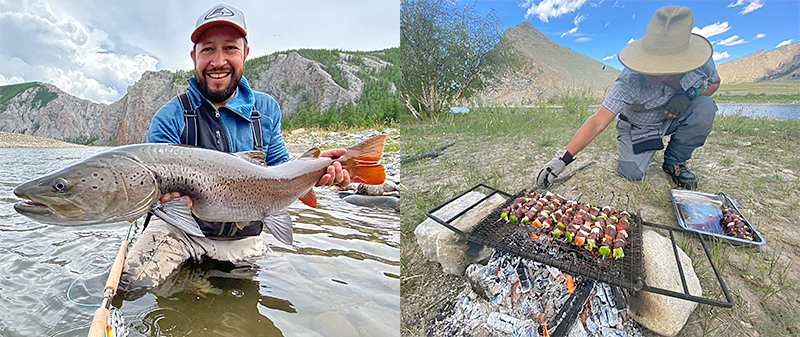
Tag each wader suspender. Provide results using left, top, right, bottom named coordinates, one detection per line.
left=177, top=93, right=263, bottom=151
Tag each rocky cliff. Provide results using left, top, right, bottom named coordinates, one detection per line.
left=717, top=42, right=800, bottom=84
left=0, top=49, right=397, bottom=145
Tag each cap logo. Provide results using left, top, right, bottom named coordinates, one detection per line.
left=205, top=6, right=234, bottom=20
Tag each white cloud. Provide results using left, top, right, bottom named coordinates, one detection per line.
left=715, top=35, right=747, bottom=46
left=727, top=0, right=745, bottom=7
left=740, top=1, right=764, bottom=14
left=602, top=54, right=616, bottom=61
left=728, top=0, right=764, bottom=14
left=713, top=51, right=731, bottom=61
left=573, top=13, right=586, bottom=25
left=754, top=33, right=766, bottom=39
left=561, top=27, right=579, bottom=37
left=776, top=40, right=793, bottom=48
left=522, top=0, right=589, bottom=22
left=561, top=13, right=585, bottom=37
left=692, top=22, right=731, bottom=38
left=627, top=38, right=636, bottom=44
left=0, top=0, right=157, bottom=103
left=575, top=37, right=591, bottom=43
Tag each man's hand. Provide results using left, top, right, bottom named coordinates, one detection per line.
left=536, top=149, right=573, bottom=189
left=316, top=149, right=350, bottom=187
left=160, top=192, right=193, bottom=208
left=662, top=94, right=690, bottom=119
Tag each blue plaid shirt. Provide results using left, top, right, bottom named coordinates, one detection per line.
left=603, top=58, right=718, bottom=126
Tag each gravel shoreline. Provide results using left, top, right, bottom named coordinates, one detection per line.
left=0, top=131, right=85, bottom=148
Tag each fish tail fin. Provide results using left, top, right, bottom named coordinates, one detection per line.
left=339, top=135, right=386, bottom=185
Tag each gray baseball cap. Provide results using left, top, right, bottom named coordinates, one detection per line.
left=191, top=4, right=247, bottom=43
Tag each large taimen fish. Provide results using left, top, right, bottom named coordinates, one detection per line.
left=13, top=135, right=386, bottom=245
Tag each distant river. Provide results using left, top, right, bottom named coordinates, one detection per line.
left=0, top=147, right=400, bottom=336
left=715, top=103, right=799, bottom=120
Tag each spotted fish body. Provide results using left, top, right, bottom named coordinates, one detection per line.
left=13, top=135, right=386, bottom=240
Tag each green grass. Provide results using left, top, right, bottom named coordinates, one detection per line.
left=718, top=81, right=800, bottom=94
left=714, top=93, right=800, bottom=103
left=715, top=81, right=800, bottom=103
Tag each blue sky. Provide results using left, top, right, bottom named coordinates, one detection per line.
left=471, top=0, right=799, bottom=70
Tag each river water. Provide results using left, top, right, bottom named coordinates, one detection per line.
left=716, top=103, right=800, bottom=120
left=0, top=147, right=400, bottom=336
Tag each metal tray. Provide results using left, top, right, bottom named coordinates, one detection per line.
left=670, top=189, right=766, bottom=246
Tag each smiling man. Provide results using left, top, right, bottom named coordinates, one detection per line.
left=120, top=4, right=349, bottom=297
left=536, top=6, right=720, bottom=191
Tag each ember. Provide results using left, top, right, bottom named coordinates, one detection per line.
left=539, top=313, right=550, bottom=337
left=557, top=274, right=576, bottom=293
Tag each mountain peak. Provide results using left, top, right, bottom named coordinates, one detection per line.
left=717, top=42, right=800, bottom=83
left=474, top=21, right=620, bottom=105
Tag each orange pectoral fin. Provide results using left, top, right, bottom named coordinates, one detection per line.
left=299, top=189, right=317, bottom=208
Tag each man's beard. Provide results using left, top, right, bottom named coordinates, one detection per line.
left=195, top=66, right=242, bottom=103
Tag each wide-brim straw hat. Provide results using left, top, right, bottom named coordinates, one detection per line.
left=618, top=6, right=712, bottom=75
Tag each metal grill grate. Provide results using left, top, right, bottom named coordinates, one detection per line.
left=467, top=189, right=646, bottom=292
left=427, top=184, right=735, bottom=308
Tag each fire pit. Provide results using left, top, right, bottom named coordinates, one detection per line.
left=425, top=184, right=735, bottom=336
left=434, top=250, right=645, bottom=337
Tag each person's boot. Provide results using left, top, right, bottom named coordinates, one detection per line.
left=662, top=163, right=698, bottom=190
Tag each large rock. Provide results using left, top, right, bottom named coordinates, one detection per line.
left=414, top=191, right=505, bottom=275
left=629, top=230, right=701, bottom=336
left=343, top=195, right=398, bottom=211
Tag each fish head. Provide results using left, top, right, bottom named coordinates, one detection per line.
left=14, top=151, right=159, bottom=225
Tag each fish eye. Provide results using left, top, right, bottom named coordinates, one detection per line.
left=51, top=178, right=69, bottom=192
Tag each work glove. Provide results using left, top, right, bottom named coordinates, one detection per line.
left=663, top=87, right=700, bottom=118
left=536, top=149, right=574, bottom=189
